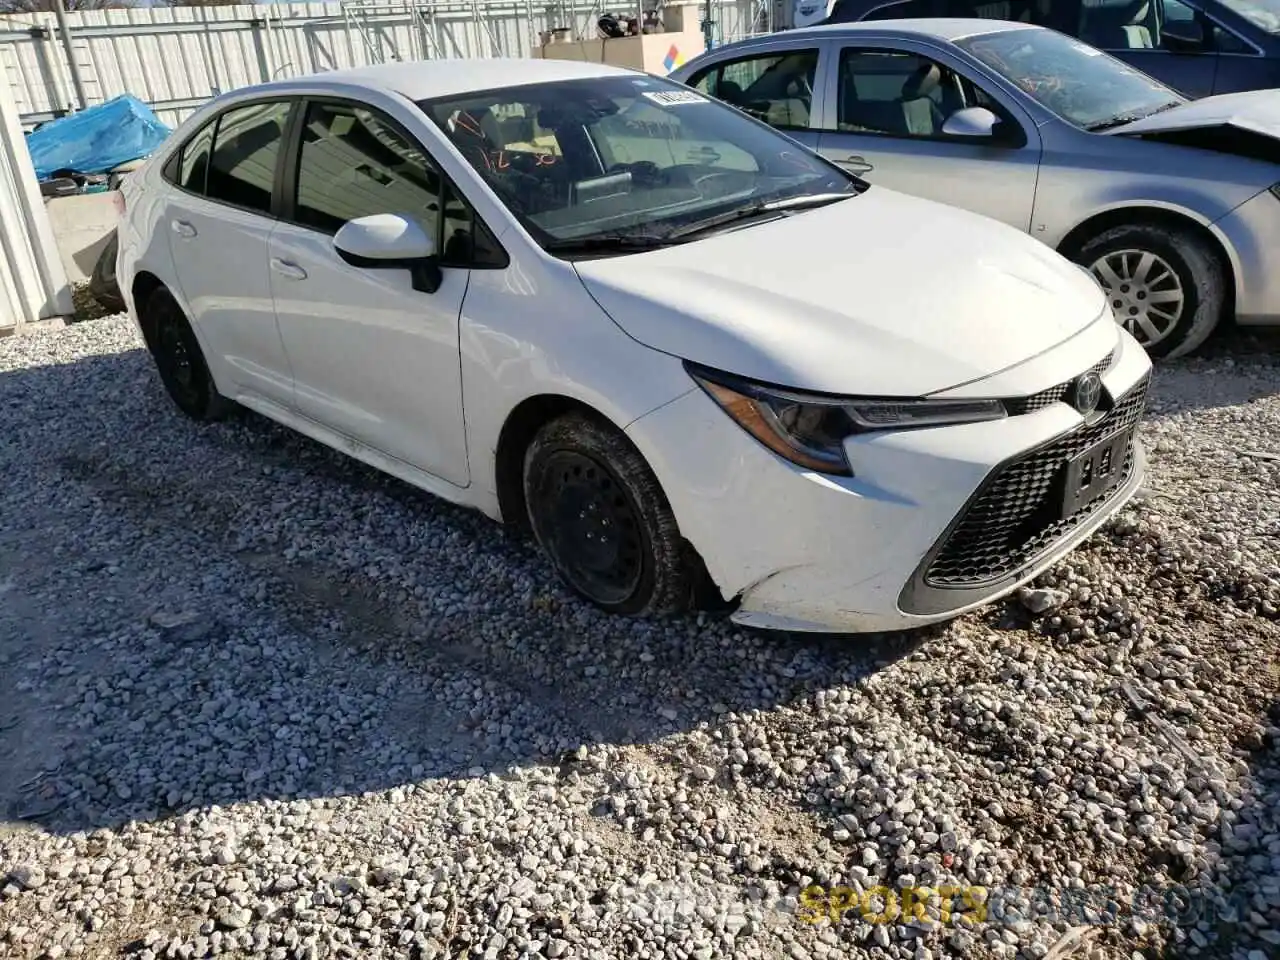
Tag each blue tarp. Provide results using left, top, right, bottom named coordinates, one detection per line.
left=26, top=94, right=171, bottom=181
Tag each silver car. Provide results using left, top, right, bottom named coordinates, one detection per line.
left=670, top=20, right=1280, bottom=358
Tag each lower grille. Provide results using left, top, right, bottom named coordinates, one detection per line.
left=925, top=374, right=1149, bottom=588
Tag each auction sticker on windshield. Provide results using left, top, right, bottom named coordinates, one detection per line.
left=642, top=90, right=709, bottom=106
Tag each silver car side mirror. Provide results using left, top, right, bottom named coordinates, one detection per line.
left=941, top=106, right=1002, bottom=140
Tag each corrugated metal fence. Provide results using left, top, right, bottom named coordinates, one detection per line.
left=0, top=0, right=771, bottom=129
left=0, top=72, right=70, bottom=332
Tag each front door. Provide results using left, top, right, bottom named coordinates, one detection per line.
left=1076, top=0, right=1222, bottom=97
left=268, top=99, right=470, bottom=487
left=816, top=44, right=1042, bottom=232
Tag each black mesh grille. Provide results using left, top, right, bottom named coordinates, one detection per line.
left=925, top=373, right=1149, bottom=588
left=1006, top=348, right=1118, bottom=416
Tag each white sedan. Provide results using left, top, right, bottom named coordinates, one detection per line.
left=117, top=58, right=1151, bottom=634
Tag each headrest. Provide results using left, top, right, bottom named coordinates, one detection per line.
left=902, top=63, right=941, bottom=100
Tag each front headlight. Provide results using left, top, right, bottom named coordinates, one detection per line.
left=686, top=362, right=1007, bottom=476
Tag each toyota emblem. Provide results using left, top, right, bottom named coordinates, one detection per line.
left=1071, top=372, right=1103, bottom=415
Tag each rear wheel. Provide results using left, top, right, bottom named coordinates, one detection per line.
left=523, top=413, right=694, bottom=616
left=142, top=287, right=233, bottom=421
left=1076, top=222, right=1224, bottom=359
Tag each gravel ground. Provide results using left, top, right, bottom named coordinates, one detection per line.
left=0, top=316, right=1277, bottom=960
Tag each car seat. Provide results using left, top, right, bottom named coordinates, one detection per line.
left=1078, top=0, right=1156, bottom=49
left=763, top=63, right=814, bottom=129
left=839, top=61, right=937, bottom=135
left=450, top=107, right=504, bottom=170
left=898, top=63, right=945, bottom=136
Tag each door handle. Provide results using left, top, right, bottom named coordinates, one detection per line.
left=171, top=219, right=197, bottom=239
left=839, top=155, right=874, bottom=175
left=270, top=258, right=307, bottom=281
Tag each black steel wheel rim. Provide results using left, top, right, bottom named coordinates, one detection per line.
left=156, top=315, right=200, bottom=408
left=535, top=451, right=644, bottom=605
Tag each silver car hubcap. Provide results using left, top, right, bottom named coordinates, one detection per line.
left=1089, top=249, right=1185, bottom=347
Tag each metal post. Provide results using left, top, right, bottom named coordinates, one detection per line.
left=51, top=0, right=88, bottom=111
left=701, top=0, right=715, bottom=49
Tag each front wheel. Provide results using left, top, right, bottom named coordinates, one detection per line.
left=1076, top=223, right=1225, bottom=359
left=523, top=413, right=694, bottom=616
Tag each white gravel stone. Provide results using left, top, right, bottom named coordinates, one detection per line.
left=0, top=317, right=1277, bottom=960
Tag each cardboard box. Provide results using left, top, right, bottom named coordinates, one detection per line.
left=530, top=31, right=706, bottom=77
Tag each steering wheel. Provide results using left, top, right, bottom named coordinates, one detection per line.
left=1018, top=74, right=1067, bottom=96
left=691, top=170, right=744, bottom=199
left=787, top=73, right=815, bottom=103
left=502, top=150, right=559, bottom=173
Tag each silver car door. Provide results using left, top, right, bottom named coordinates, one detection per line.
left=815, top=38, right=1043, bottom=231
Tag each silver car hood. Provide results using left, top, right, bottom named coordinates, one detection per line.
left=1106, top=90, right=1280, bottom=137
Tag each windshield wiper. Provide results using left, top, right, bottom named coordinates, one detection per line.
left=663, top=192, right=854, bottom=242
left=542, top=233, right=680, bottom=257
left=1087, top=100, right=1183, bottom=132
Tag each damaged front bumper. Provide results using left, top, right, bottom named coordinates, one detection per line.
left=624, top=326, right=1151, bottom=634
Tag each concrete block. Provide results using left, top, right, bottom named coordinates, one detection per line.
left=44, top=192, right=118, bottom=284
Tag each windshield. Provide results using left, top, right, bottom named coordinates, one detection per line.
left=417, top=75, right=856, bottom=252
left=1218, top=0, right=1280, bottom=32
left=955, top=28, right=1184, bottom=131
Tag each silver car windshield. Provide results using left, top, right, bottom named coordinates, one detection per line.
left=1217, top=0, right=1280, bottom=33
left=417, top=75, right=857, bottom=253
left=955, top=28, right=1185, bottom=131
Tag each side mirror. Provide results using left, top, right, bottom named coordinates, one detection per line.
left=941, top=106, right=1002, bottom=140
left=333, top=213, right=441, bottom=294
left=1162, top=19, right=1205, bottom=50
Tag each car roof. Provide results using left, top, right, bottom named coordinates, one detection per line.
left=249, top=57, right=640, bottom=103
left=785, top=17, right=1042, bottom=42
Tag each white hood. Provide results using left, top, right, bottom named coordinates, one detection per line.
left=1106, top=89, right=1280, bottom=137
left=575, top=188, right=1108, bottom=397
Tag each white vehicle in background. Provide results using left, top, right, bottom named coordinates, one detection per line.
left=117, top=58, right=1150, bottom=634
left=794, top=0, right=837, bottom=28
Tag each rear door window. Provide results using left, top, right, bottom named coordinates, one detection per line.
left=687, top=49, right=822, bottom=130
left=204, top=100, right=292, bottom=215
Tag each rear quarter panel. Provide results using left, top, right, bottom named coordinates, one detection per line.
left=117, top=162, right=178, bottom=333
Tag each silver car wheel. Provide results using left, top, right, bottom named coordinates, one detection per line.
left=1089, top=249, right=1185, bottom=348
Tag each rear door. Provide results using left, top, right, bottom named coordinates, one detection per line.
left=815, top=40, right=1042, bottom=231
left=1197, top=5, right=1280, bottom=94
left=161, top=99, right=295, bottom=408
left=683, top=40, right=831, bottom=151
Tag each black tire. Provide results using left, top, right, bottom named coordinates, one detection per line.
left=88, top=230, right=126, bottom=313
left=523, top=412, right=694, bottom=616
left=142, top=286, right=234, bottom=422
left=1075, top=222, right=1224, bottom=360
